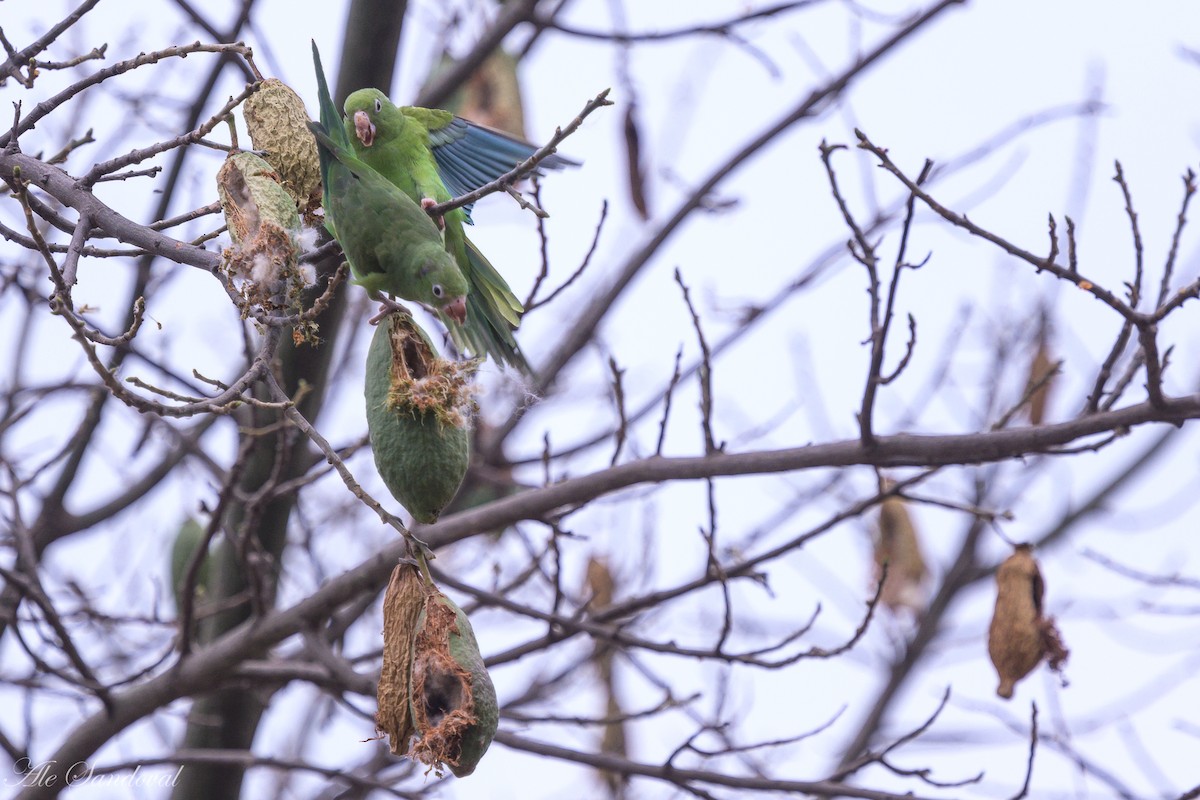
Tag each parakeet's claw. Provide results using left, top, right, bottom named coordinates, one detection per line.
left=421, top=196, right=445, bottom=230
left=353, top=110, right=375, bottom=147
left=444, top=295, right=467, bottom=324
left=368, top=295, right=408, bottom=325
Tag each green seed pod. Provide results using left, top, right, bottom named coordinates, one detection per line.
left=169, top=517, right=211, bottom=613
left=376, top=565, right=498, bottom=777
left=242, top=78, right=322, bottom=214
left=216, top=151, right=302, bottom=285
left=365, top=313, right=474, bottom=523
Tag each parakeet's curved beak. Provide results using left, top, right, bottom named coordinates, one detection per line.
left=444, top=296, right=467, bottom=324
left=353, top=110, right=376, bottom=147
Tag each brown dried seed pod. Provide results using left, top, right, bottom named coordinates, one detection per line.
left=873, top=485, right=928, bottom=615
left=242, top=78, right=321, bottom=215
left=987, top=544, right=1068, bottom=698
left=450, top=49, right=527, bottom=138
left=376, top=566, right=498, bottom=777
left=1024, top=329, right=1056, bottom=425
left=376, top=564, right=427, bottom=754
left=582, top=555, right=627, bottom=794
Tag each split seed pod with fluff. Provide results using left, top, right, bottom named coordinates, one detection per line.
left=242, top=78, right=322, bottom=217
left=365, top=312, right=474, bottom=523
left=987, top=544, right=1069, bottom=699
left=377, top=564, right=498, bottom=777
left=216, top=152, right=307, bottom=312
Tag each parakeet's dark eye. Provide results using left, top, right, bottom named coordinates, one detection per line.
left=374, top=98, right=382, bottom=113
left=431, top=284, right=444, bottom=298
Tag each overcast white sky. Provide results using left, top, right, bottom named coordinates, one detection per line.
left=3, top=1, right=1200, bottom=798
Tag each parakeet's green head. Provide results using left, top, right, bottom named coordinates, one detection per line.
left=344, top=88, right=403, bottom=150
left=419, top=252, right=469, bottom=323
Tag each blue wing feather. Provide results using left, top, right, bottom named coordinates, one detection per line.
left=427, top=116, right=580, bottom=222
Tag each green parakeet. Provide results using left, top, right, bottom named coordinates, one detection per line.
left=309, top=43, right=468, bottom=322
left=341, top=88, right=578, bottom=373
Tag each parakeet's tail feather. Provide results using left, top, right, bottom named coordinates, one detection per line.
left=311, top=42, right=347, bottom=149
left=456, top=236, right=529, bottom=373
left=435, top=242, right=529, bottom=374
left=465, top=239, right=523, bottom=325
left=311, top=39, right=358, bottom=206
left=438, top=307, right=531, bottom=376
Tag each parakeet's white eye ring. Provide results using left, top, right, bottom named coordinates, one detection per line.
left=432, top=284, right=444, bottom=298
left=374, top=98, right=382, bottom=113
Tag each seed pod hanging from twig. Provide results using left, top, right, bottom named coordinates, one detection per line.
left=216, top=151, right=307, bottom=313
left=873, top=486, right=929, bottom=616
left=987, top=544, right=1069, bottom=699
left=583, top=556, right=629, bottom=796
left=447, top=48, right=527, bottom=138
left=169, top=517, right=212, bottom=614
left=623, top=102, right=649, bottom=220
left=376, top=564, right=498, bottom=777
left=242, top=77, right=322, bottom=216
left=1023, top=314, right=1057, bottom=426
left=365, top=312, right=475, bottom=523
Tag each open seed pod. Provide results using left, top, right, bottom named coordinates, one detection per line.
left=987, top=544, right=1069, bottom=698
left=217, top=151, right=306, bottom=312
left=376, top=564, right=498, bottom=777
left=365, top=312, right=474, bottom=523
left=242, top=77, right=322, bottom=216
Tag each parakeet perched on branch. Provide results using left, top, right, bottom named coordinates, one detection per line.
left=309, top=42, right=468, bottom=323
left=342, top=88, right=578, bottom=372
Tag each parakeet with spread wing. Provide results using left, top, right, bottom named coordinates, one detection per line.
left=342, top=88, right=579, bottom=373
left=309, top=43, right=468, bottom=323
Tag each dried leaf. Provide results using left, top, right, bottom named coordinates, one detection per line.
left=585, top=555, right=615, bottom=611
